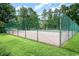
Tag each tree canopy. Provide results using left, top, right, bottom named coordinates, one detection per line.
left=18, top=7, right=39, bottom=30
left=60, top=3, right=79, bottom=25
left=0, top=3, right=15, bottom=23
left=0, top=3, right=15, bottom=33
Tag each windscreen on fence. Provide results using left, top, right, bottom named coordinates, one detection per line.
left=5, top=12, right=79, bottom=47
left=60, top=14, right=79, bottom=45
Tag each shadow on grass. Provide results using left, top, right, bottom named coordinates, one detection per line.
left=62, top=47, right=79, bottom=54
left=0, top=33, right=7, bottom=35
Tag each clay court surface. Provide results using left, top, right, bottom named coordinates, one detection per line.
left=7, top=30, right=72, bottom=46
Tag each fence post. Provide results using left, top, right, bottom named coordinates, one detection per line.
left=37, top=21, right=39, bottom=42
left=37, top=29, right=38, bottom=42
left=9, top=21, right=11, bottom=34
left=68, top=19, right=70, bottom=40
left=8, top=22, right=10, bottom=34
left=17, top=23, right=19, bottom=36
left=25, top=24, right=26, bottom=38
left=16, top=17, right=19, bottom=36
left=59, top=13, right=62, bottom=47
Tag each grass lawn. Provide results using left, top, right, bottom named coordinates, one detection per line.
left=63, top=33, right=79, bottom=53
left=0, top=33, right=79, bottom=56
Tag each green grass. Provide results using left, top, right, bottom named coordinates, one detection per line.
left=63, top=33, right=79, bottom=53
left=0, top=33, right=79, bottom=56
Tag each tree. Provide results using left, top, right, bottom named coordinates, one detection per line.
left=46, top=9, right=54, bottom=29
left=60, top=5, right=69, bottom=14
left=0, top=3, right=15, bottom=23
left=42, top=9, right=47, bottom=20
left=41, top=9, right=47, bottom=29
left=19, top=6, right=28, bottom=30
left=60, top=3, right=79, bottom=25
left=45, top=8, right=60, bottom=29
left=18, top=7, right=39, bottom=30
left=0, top=3, right=15, bottom=33
left=69, top=3, right=79, bottom=24
left=27, top=7, right=39, bottom=30
left=54, top=9, right=60, bottom=29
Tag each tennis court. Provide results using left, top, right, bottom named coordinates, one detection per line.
left=7, top=30, right=73, bottom=46
left=5, top=13, right=79, bottom=47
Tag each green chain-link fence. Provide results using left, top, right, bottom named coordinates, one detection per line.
left=5, top=13, right=79, bottom=47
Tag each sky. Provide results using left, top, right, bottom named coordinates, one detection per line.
left=11, top=3, right=71, bottom=15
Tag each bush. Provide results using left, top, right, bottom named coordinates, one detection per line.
left=0, top=21, right=6, bottom=33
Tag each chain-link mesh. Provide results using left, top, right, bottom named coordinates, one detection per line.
left=5, top=13, right=79, bottom=47
left=60, top=14, right=79, bottom=45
